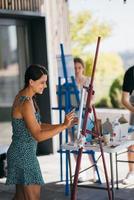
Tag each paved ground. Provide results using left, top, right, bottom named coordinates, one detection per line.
left=0, top=152, right=134, bottom=200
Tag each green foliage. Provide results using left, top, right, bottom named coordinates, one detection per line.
left=109, top=75, right=124, bottom=108
left=70, top=8, right=125, bottom=108
left=84, top=55, right=93, bottom=76
left=70, top=10, right=111, bottom=55
left=95, top=97, right=112, bottom=108
left=84, top=53, right=124, bottom=104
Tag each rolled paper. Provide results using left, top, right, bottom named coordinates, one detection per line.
left=77, top=87, right=86, bottom=139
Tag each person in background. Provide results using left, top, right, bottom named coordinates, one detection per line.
left=69, top=57, right=97, bottom=182
left=74, top=57, right=90, bottom=89
left=6, top=64, right=77, bottom=200
left=122, top=65, right=134, bottom=184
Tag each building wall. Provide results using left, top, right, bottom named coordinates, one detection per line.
left=44, top=0, right=71, bottom=107
left=43, top=0, right=72, bottom=152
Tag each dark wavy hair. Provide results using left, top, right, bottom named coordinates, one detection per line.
left=24, top=64, right=48, bottom=112
left=74, top=57, right=85, bottom=69
left=24, top=64, right=48, bottom=88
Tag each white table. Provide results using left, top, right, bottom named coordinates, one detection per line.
left=62, top=140, right=134, bottom=153
left=62, top=139, right=134, bottom=200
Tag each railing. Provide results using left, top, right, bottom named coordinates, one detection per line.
left=0, top=0, right=41, bottom=12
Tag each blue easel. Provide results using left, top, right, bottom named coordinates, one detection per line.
left=54, top=43, right=101, bottom=196
left=57, top=44, right=80, bottom=195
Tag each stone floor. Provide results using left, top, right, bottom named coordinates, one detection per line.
left=0, top=152, right=134, bottom=200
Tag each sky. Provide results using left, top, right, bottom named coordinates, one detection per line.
left=69, top=0, right=134, bottom=53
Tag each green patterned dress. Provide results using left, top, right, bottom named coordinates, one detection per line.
left=6, top=96, right=44, bottom=185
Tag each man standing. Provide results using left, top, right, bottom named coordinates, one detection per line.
left=122, top=66, right=134, bottom=184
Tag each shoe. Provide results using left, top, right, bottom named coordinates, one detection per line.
left=94, top=179, right=100, bottom=184
left=78, top=176, right=86, bottom=183
left=89, top=177, right=100, bottom=184
left=92, top=172, right=101, bottom=183
left=122, top=172, right=134, bottom=185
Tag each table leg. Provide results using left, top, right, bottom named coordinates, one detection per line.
left=115, top=153, right=119, bottom=189
left=68, top=151, right=73, bottom=189
left=110, top=153, right=115, bottom=200
left=65, top=150, right=69, bottom=196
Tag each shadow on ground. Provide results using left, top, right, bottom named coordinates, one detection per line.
left=0, top=180, right=134, bottom=200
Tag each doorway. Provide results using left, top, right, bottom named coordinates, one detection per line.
left=0, top=17, right=52, bottom=153
left=0, top=19, right=30, bottom=144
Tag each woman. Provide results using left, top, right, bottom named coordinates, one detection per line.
left=74, top=57, right=90, bottom=90
left=69, top=57, right=97, bottom=182
left=6, top=64, right=76, bottom=200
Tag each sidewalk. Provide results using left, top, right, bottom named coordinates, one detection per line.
left=0, top=152, right=134, bottom=200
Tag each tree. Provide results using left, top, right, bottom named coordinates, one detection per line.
left=70, top=10, right=112, bottom=55
left=70, top=9, right=125, bottom=107
left=109, top=75, right=124, bottom=108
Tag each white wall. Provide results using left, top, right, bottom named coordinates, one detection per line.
left=41, top=0, right=72, bottom=152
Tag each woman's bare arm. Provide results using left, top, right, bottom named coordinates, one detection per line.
left=122, top=91, right=134, bottom=112
left=21, top=100, right=75, bottom=142
left=41, top=123, right=56, bottom=131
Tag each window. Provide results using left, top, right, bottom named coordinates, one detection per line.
left=0, top=26, right=19, bottom=107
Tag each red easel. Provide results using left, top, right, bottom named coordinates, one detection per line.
left=71, top=36, right=112, bottom=200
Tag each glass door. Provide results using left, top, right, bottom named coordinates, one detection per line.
left=0, top=19, right=31, bottom=144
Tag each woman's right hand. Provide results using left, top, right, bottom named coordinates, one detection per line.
left=63, top=110, right=76, bottom=128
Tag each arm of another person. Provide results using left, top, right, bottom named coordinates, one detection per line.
left=122, top=91, right=134, bottom=113
left=21, top=100, right=75, bottom=142
left=122, top=67, right=134, bottom=112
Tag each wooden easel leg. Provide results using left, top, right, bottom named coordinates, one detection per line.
left=92, top=105, right=112, bottom=200
left=71, top=148, right=83, bottom=200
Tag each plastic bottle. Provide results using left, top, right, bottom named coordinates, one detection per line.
left=102, top=118, right=113, bottom=134
left=112, top=118, right=121, bottom=142
left=102, top=118, right=112, bottom=145
left=118, top=114, right=128, bottom=124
